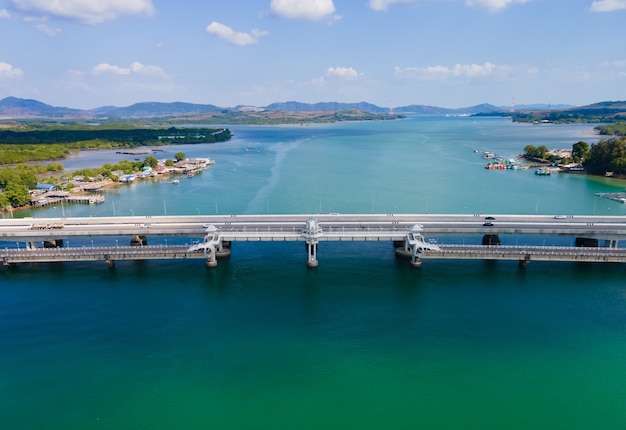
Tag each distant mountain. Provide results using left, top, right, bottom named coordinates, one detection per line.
left=265, top=101, right=386, bottom=113
left=394, top=103, right=503, bottom=114
left=0, top=96, right=607, bottom=120
left=94, top=101, right=222, bottom=118
left=0, top=97, right=222, bottom=119
left=508, top=100, right=626, bottom=124
left=515, top=103, right=573, bottom=110
left=264, top=101, right=506, bottom=115
left=0, top=96, right=82, bottom=118
left=564, top=100, right=626, bottom=113
left=391, top=104, right=449, bottom=114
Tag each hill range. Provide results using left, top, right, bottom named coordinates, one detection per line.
left=0, top=96, right=583, bottom=120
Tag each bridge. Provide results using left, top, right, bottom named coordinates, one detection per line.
left=1, top=213, right=625, bottom=268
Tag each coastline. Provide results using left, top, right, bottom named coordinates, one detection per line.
left=3, top=156, right=214, bottom=215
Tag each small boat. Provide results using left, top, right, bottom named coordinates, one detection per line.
left=171, top=179, right=180, bottom=184
left=535, top=167, right=551, bottom=176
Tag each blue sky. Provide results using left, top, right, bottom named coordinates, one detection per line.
left=1, top=0, right=625, bottom=109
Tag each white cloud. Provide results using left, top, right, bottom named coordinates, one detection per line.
left=10, top=0, right=155, bottom=24
left=130, top=61, right=165, bottom=76
left=271, top=0, right=336, bottom=21
left=36, top=24, right=61, bottom=36
left=92, top=61, right=166, bottom=77
left=369, top=0, right=422, bottom=11
left=0, top=9, right=10, bottom=18
left=93, top=63, right=131, bottom=75
left=326, top=66, right=359, bottom=79
left=465, top=0, right=528, bottom=12
left=370, top=0, right=528, bottom=12
left=590, top=0, right=626, bottom=12
left=206, top=21, right=268, bottom=46
left=395, top=62, right=498, bottom=80
left=0, top=62, right=24, bottom=78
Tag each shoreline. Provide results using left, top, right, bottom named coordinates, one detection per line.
left=3, top=157, right=213, bottom=216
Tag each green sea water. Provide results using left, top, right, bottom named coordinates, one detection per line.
left=2, top=116, right=626, bottom=429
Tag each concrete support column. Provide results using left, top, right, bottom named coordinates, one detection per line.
left=104, top=255, right=115, bottom=268
left=519, top=254, right=531, bottom=269
left=301, top=217, right=322, bottom=268
left=205, top=244, right=218, bottom=268
left=307, top=242, right=318, bottom=268
left=604, top=239, right=619, bottom=248
left=404, top=225, right=437, bottom=269
left=409, top=253, right=422, bottom=268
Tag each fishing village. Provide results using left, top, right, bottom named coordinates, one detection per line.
left=28, top=157, right=215, bottom=209
left=480, top=147, right=587, bottom=175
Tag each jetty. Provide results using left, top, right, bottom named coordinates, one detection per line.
left=30, top=192, right=104, bottom=208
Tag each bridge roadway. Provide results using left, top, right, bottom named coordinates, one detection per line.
left=2, top=244, right=626, bottom=268
left=1, top=213, right=625, bottom=267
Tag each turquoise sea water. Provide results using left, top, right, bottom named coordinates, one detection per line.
left=2, top=116, right=626, bottom=429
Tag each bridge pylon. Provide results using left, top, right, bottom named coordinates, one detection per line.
left=403, top=224, right=441, bottom=268
left=187, top=225, right=223, bottom=268
left=301, top=217, right=323, bottom=268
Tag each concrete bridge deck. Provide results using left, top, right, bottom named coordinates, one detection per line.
left=2, top=244, right=625, bottom=268
left=1, top=213, right=625, bottom=268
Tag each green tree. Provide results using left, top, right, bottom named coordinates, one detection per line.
left=174, top=152, right=186, bottom=162
left=584, top=137, right=626, bottom=175
left=165, top=159, right=174, bottom=167
left=0, top=192, right=9, bottom=209
left=4, top=183, right=30, bottom=207
left=143, top=155, right=159, bottom=169
left=536, top=145, right=549, bottom=159
left=523, top=144, right=537, bottom=157
left=572, top=141, right=590, bottom=163
left=523, top=144, right=549, bottom=159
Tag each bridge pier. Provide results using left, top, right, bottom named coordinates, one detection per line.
left=206, top=254, right=217, bottom=268
left=519, top=254, right=531, bottom=269
left=217, top=241, right=232, bottom=258
left=306, top=243, right=319, bottom=268
left=403, top=224, right=440, bottom=268
left=103, top=255, right=115, bottom=268
left=131, top=235, right=147, bottom=246
left=605, top=239, right=619, bottom=248
left=185, top=225, right=223, bottom=268
left=410, top=257, right=422, bottom=268
left=302, top=218, right=322, bottom=268
left=43, top=239, right=63, bottom=248
left=482, top=234, right=501, bottom=245
left=575, top=237, right=598, bottom=247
